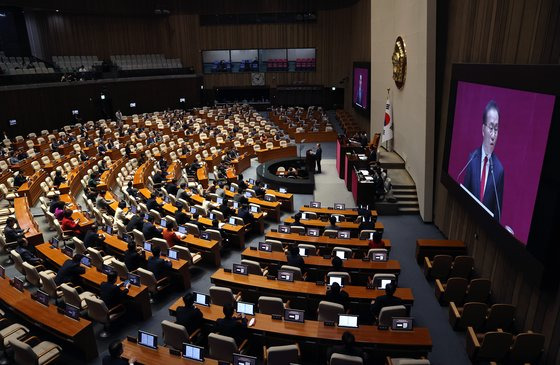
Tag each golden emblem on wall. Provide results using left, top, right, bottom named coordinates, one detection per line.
left=392, top=36, right=407, bottom=89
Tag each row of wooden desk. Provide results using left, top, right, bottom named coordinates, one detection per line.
left=256, top=145, right=297, bottom=163
left=265, top=231, right=391, bottom=252
left=283, top=217, right=384, bottom=233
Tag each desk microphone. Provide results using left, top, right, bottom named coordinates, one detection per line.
left=489, top=158, right=501, bottom=222
left=456, top=150, right=479, bottom=181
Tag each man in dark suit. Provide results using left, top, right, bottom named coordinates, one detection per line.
left=146, top=246, right=171, bottom=280
left=237, top=203, right=254, bottom=225
left=370, top=283, right=403, bottom=323
left=100, top=271, right=129, bottom=309
left=213, top=303, right=247, bottom=346
left=462, top=100, right=504, bottom=221
left=142, top=215, right=162, bottom=240
left=124, top=241, right=146, bottom=271
left=314, top=143, right=323, bottom=173
left=55, top=254, right=86, bottom=285
left=326, top=282, right=349, bottom=310
left=102, top=341, right=136, bottom=365
left=83, top=229, right=105, bottom=248
left=175, top=293, right=204, bottom=334
left=286, top=244, right=305, bottom=271
left=146, top=193, right=163, bottom=213
left=174, top=203, right=189, bottom=225
left=126, top=214, right=144, bottom=233
left=327, top=332, right=366, bottom=363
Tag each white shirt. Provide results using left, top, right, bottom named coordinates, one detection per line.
left=480, top=148, right=492, bottom=198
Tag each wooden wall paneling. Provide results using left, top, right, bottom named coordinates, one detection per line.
left=434, top=0, right=560, bottom=363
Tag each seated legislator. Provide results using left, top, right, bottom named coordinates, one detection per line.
left=237, top=199, right=254, bottom=225
left=147, top=246, right=172, bottom=280
left=84, top=229, right=106, bottom=249
left=328, top=215, right=339, bottom=231
left=96, top=192, right=114, bottom=212
left=358, top=212, right=377, bottom=231
left=61, top=209, right=84, bottom=238
left=146, top=193, right=164, bottom=213
left=55, top=254, right=86, bottom=286
left=175, top=293, right=204, bottom=334
left=368, top=231, right=385, bottom=249
left=126, top=213, right=144, bottom=233
left=326, top=282, right=350, bottom=310
left=162, top=221, right=182, bottom=248
left=4, top=217, right=29, bottom=245
left=286, top=244, right=305, bottom=271
left=213, top=303, right=248, bottom=346
left=174, top=203, right=189, bottom=226
left=289, top=212, right=302, bottom=227
left=124, top=241, right=146, bottom=272
left=53, top=170, right=66, bottom=188
left=142, top=215, right=163, bottom=240
left=113, top=201, right=128, bottom=230
left=100, top=271, right=130, bottom=309
left=49, top=195, right=65, bottom=214
left=15, top=241, right=43, bottom=265
left=126, top=182, right=139, bottom=199
left=370, top=283, right=403, bottom=323
left=13, top=169, right=27, bottom=187
left=327, top=332, right=367, bottom=363
left=102, top=340, right=136, bottom=365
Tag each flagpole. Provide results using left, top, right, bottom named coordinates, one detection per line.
left=386, top=88, right=394, bottom=152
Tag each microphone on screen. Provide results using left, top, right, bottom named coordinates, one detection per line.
left=489, top=158, right=501, bottom=222
left=456, top=150, right=479, bottom=181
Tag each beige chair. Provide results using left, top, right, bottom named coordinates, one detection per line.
left=241, top=259, right=268, bottom=276
left=172, top=245, right=202, bottom=266
left=39, top=272, right=62, bottom=302
left=22, top=262, right=54, bottom=288
left=424, top=255, right=453, bottom=281
left=449, top=301, right=488, bottom=331
left=323, top=229, right=339, bottom=238
left=258, top=296, right=287, bottom=316
left=265, top=239, right=284, bottom=252
left=10, top=250, right=26, bottom=276
left=185, top=223, right=200, bottom=237
left=327, top=271, right=351, bottom=285
left=280, top=265, right=305, bottom=281
left=161, top=320, right=201, bottom=351
left=378, top=305, right=407, bottom=326
left=209, top=286, right=241, bottom=307
left=386, top=358, right=430, bottom=365
left=435, top=277, right=468, bottom=305
left=1, top=236, right=18, bottom=264
left=204, top=229, right=223, bottom=246
left=87, top=247, right=113, bottom=270
left=132, top=229, right=145, bottom=246
left=60, top=283, right=96, bottom=311
left=0, top=321, right=29, bottom=354
left=358, top=229, right=376, bottom=240
left=84, top=296, right=126, bottom=338
left=109, top=258, right=129, bottom=280
left=329, top=353, right=363, bottom=365
left=464, top=278, right=491, bottom=303
left=53, top=220, right=73, bottom=245
left=332, top=247, right=353, bottom=260
left=208, top=333, right=247, bottom=362
left=317, top=301, right=344, bottom=322
left=298, top=243, right=317, bottom=256
left=507, top=331, right=545, bottom=364
left=136, top=267, right=171, bottom=300
left=367, top=248, right=388, bottom=260
left=265, top=344, right=300, bottom=365
left=9, top=337, right=61, bottom=365
left=72, top=237, right=87, bottom=255
left=466, top=327, right=513, bottom=363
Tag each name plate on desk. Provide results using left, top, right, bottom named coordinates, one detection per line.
left=266, top=275, right=276, bottom=280
left=271, top=314, right=282, bottom=320
left=224, top=268, right=232, bottom=273
left=324, top=321, right=335, bottom=327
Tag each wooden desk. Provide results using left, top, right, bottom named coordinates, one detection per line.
left=14, top=197, right=44, bottom=246
left=17, top=169, right=47, bottom=206
left=59, top=158, right=97, bottom=195
left=133, top=160, right=154, bottom=189
left=284, top=217, right=384, bottom=234
left=0, top=276, right=97, bottom=361
left=265, top=231, right=391, bottom=253
left=415, top=239, right=467, bottom=264
left=299, top=206, right=377, bottom=218
left=35, top=243, right=152, bottom=319
left=59, top=194, right=95, bottom=228
left=241, top=248, right=401, bottom=280
left=168, top=303, right=431, bottom=354
left=210, top=269, right=413, bottom=308
left=294, top=130, right=338, bottom=143
left=121, top=340, right=218, bottom=364
left=196, top=166, right=208, bottom=188
left=256, top=145, right=297, bottom=163
left=98, top=158, right=126, bottom=192
left=232, top=153, right=251, bottom=174
left=224, top=190, right=281, bottom=222
left=101, top=231, right=192, bottom=289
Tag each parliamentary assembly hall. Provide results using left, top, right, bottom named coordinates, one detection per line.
left=0, top=0, right=558, bottom=364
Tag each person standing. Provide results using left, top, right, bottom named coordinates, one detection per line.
left=315, top=143, right=322, bottom=173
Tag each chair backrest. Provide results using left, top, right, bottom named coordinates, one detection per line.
left=450, top=256, right=474, bottom=279
left=329, top=353, right=364, bottom=365
left=318, top=300, right=344, bottom=322
left=241, top=259, right=262, bottom=275
left=460, top=302, right=488, bottom=330
left=205, top=229, right=222, bottom=245
left=478, top=331, right=513, bottom=360
left=508, top=332, right=545, bottom=364
left=332, top=247, right=352, bottom=259
left=265, top=239, right=284, bottom=252
left=378, top=305, right=407, bottom=326
left=429, top=255, right=453, bottom=280
left=209, top=286, right=234, bottom=307
left=208, top=333, right=237, bottom=362
left=61, top=283, right=83, bottom=309
left=132, top=229, right=145, bottom=246
left=109, top=258, right=129, bottom=279
left=136, top=267, right=157, bottom=293
left=9, top=338, right=38, bottom=365
left=22, top=262, right=41, bottom=287
left=161, top=320, right=189, bottom=351
left=367, top=248, right=388, bottom=260
left=322, top=229, right=338, bottom=238
left=84, top=296, right=110, bottom=324
left=387, top=359, right=430, bottom=365
left=465, top=278, right=491, bottom=303
left=87, top=247, right=107, bottom=270
left=280, top=265, right=303, bottom=281
left=10, top=250, right=25, bottom=275
left=72, top=237, right=87, bottom=255
left=327, top=271, right=351, bottom=285
left=39, top=271, right=59, bottom=299
left=172, top=246, right=194, bottom=265
left=185, top=222, right=200, bottom=236
left=289, top=225, right=305, bottom=234
left=267, top=344, right=299, bottom=365
left=258, top=296, right=284, bottom=316
left=486, top=304, right=516, bottom=331
left=443, top=277, right=469, bottom=304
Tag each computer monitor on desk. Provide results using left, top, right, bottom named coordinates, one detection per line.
left=278, top=225, right=290, bottom=233
left=183, top=344, right=204, bottom=362
left=310, top=201, right=321, bottom=208
left=194, top=292, right=210, bottom=306
left=233, top=263, right=248, bottom=275
left=277, top=270, right=294, bottom=282
left=284, top=308, right=305, bottom=323
left=236, top=301, right=254, bottom=315
left=392, top=317, right=413, bottom=331
left=233, top=354, right=257, bottom=365
left=338, top=314, right=358, bottom=328
left=307, top=228, right=319, bottom=237
left=137, top=330, right=158, bottom=349
left=258, top=242, right=272, bottom=252
left=337, top=231, right=350, bottom=239
left=329, top=276, right=344, bottom=287
left=334, top=203, right=345, bottom=210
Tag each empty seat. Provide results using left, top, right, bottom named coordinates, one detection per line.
left=507, top=331, right=545, bottom=364
left=265, top=344, right=300, bottom=365
left=9, top=338, right=61, bottom=365
left=449, top=301, right=488, bottom=331
left=161, top=320, right=201, bottom=351
left=435, top=277, right=468, bottom=305
left=258, top=296, right=286, bottom=316
left=449, top=256, right=474, bottom=279
left=485, top=304, right=516, bottom=331
left=208, top=333, right=247, bottom=363
left=424, top=255, right=453, bottom=281
left=464, top=278, right=491, bottom=303
left=84, top=296, right=126, bottom=338
left=329, top=353, right=363, bottom=365
left=209, top=286, right=241, bottom=307
left=317, top=301, right=344, bottom=322
left=466, top=327, right=513, bottom=363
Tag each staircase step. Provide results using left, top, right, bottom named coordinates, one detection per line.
left=397, top=200, right=419, bottom=208
left=392, top=188, right=417, bottom=194
left=394, top=194, right=418, bottom=201
left=398, top=207, right=420, bottom=214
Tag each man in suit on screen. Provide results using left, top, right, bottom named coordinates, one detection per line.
left=462, top=100, right=504, bottom=221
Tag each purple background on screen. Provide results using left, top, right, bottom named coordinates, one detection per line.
left=447, top=81, right=555, bottom=244
left=353, top=68, right=369, bottom=109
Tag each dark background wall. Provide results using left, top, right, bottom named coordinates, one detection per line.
left=0, top=75, right=202, bottom=137
left=434, top=1, right=560, bottom=363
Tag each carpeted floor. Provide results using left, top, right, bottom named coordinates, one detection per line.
left=0, top=148, right=471, bottom=365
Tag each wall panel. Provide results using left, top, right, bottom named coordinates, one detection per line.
left=434, top=1, right=560, bottom=363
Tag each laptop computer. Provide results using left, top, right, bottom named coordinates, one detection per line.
left=33, top=290, right=50, bottom=306
left=105, top=225, right=113, bottom=234
left=377, top=278, right=394, bottom=290
left=160, top=219, right=167, bottom=227
left=168, top=249, right=178, bottom=260
left=200, top=232, right=210, bottom=240
left=250, top=205, right=259, bottom=213
left=328, top=276, right=344, bottom=287
left=137, top=330, right=158, bottom=349
left=337, top=231, right=351, bottom=239
left=335, top=250, right=347, bottom=260
left=229, top=217, right=237, bottom=225
left=80, top=256, right=92, bottom=267
left=61, top=246, right=74, bottom=258
left=178, top=226, right=187, bottom=234
left=298, top=247, right=307, bottom=257
left=371, top=251, right=388, bottom=262
left=101, top=264, right=114, bottom=275
left=143, top=242, right=152, bottom=252
left=64, top=303, right=81, bottom=321
left=128, top=273, right=141, bottom=286
left=338, top=314, right=359, bottom=328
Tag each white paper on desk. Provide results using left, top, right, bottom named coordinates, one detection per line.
left=360, top=170, right=369, bottom=175
left=359, top=156, right=367, bottom=160
left=364, top=176, right=374, bottom=181
left=72, top=210, right=79, bottom=213
left=176, top=233, right=186, bottom=239
left=218, top=222, right=226, bottom=228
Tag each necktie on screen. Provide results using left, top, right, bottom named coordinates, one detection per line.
left=480, top=156, right=488, bottom=201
